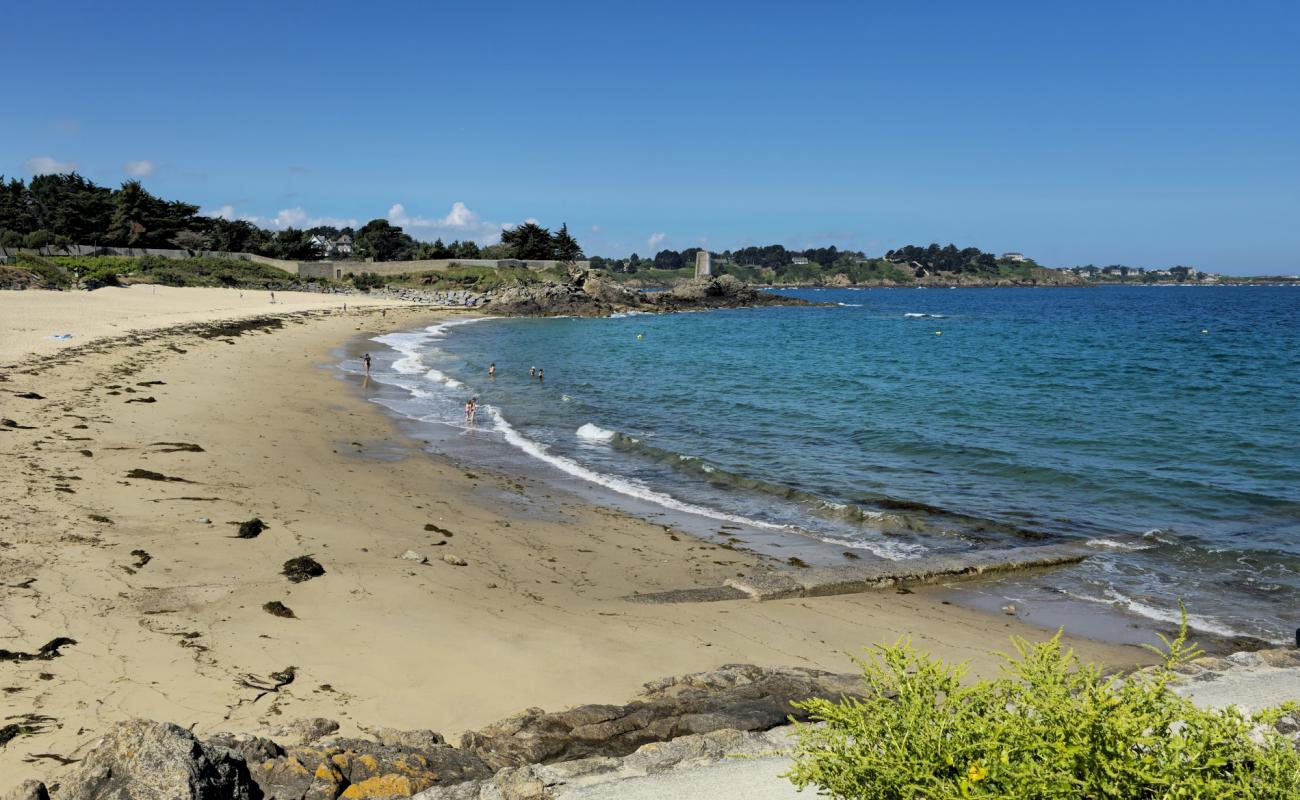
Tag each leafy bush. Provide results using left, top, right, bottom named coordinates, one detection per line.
left=49, top=255, right=134, bottom=288
left=350, top=271, right=388, bottom=291
left=134, top=255, right=291, bottom=288
left=787, top=616, right=1300, bottom=799
left=12, top=253, right=72, bottom=288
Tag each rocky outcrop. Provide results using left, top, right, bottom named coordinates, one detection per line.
left=458, top=663, right=859, bottom=771
left=485, top=268, right=807, bottom=317
left=205, top=733, right=492, bottom=799
left=482, top=269, right=640, bottom=317
left=647, top=274, right=792, bottom=311
left=59, top=719, right=258, bottom=800
left=411, top=726, right=794, bottom=800
left=40, top=665, right=856, bottom=799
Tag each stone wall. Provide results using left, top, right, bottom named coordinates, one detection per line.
left=1, top=244, right=587, bottom=281
left=300, top=259, right=590, bottom=280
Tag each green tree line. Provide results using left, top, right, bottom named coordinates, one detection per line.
left=0, top=173, right=585, bottom=264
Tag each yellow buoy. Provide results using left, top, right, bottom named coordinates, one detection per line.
left=935, top=331, right=942, bottom=336
left=636, top=333, right=644, bottom=340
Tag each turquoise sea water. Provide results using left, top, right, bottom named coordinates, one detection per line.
left=366, top=286, right=1300, bottom=643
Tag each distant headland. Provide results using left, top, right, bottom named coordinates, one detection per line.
left=2, top=174, right=1294, bottom=295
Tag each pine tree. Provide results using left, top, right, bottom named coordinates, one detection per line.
left=553, top=222, right=583, bottom=263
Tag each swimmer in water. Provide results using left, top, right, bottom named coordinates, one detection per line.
left=488, top=363, right=496, bottom=380
left=536, top=368, right=543, bottom=382
left=529, top=366, right=536, bottom=378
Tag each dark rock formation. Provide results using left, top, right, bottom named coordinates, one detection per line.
left=484, top=268, right=806, bottom=318
left=649, top=274, right=792, bottom=311
left=459, top=663, right=860, bottom=770
left=204, top=734, right=492, bottom=799
left=59, top=720, right=258, bottom=800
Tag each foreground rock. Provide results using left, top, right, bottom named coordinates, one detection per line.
left=59, top=720, right=257, bottom=800
left=412, top=726, right=795, bottom=800
left=459, top=663, right=859, bottom=770
left=485, top=268, right=807, bottom=317
left=207, top=732, right=492, bottom=799
left=36, top=664, right=853, bottom=799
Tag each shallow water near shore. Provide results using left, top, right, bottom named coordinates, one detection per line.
left=357, top=285, right=1300, bottom=644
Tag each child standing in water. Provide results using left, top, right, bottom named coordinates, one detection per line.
left=464, top=399, right=473, bottom=425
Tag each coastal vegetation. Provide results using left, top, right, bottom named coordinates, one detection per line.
left=787, top=618, right=1300, bottom=799
left=0, top=173, right=583, bottom=264
left=2, top=252, right=297, bottom=290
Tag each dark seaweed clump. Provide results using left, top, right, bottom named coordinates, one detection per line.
left=282, top=556, right=324, bottom=583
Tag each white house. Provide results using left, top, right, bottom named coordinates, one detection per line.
left=1001, top=252, right=1028, bottom=263
left=791, top=256, right=810, bottom=265
left=334, top=234, right=354, bottom=257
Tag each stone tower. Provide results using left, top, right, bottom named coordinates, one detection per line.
left=694, top=250, right=711, bottom=278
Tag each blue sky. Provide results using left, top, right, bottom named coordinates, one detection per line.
left=4, top=0, right=1297, bottom=273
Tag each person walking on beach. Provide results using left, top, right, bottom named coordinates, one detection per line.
left=464, top=399, right=473, bottom=425
left=470, top=397, right=478, bottom=424
left=269, top=291, right=276, bottom=304
left=488, top=363, right=496, bottom=380
left=361, top=353, right=372, bottom=387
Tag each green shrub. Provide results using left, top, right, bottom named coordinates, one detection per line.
left=351, top=271, right=388, bottom=291
left=787, top=615, right=1300, bottom=799
left=12, top=253, right=72, bottom=289
left=134, top=255, right=291, bottom=288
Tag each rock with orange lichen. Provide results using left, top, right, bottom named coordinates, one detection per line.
left=225, top=738, right=491, bottom=799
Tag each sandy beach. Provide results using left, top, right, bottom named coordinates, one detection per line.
left=0, top=288, right=1153, bottom=790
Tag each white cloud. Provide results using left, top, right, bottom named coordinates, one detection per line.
left=387, top=201, right=509, bottom=245
left=590, top=225, right=602, bottom=233
left=648, top=232, right=666, bottom=249
left=275, top=207, right=309, bottom=228
left=123, top=159, right=155, bottom=177
left=200, top=204, right=355, bottom=229
left=204, top=204, right=238, bottom=221
left=24, top=155, right=77, bottom=175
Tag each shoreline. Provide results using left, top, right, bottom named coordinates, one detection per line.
left=0, top=289, right=1154, bottom=790
left=354, top=313, right=1280, bottom=654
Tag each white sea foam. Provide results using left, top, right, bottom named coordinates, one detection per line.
left=1064, top=588, right=1286, bottom=644
left=424, top=368, right=465, bottom=389
left=903, top=312, right=947, bottom=319
left=836, top=302, right=864, bottom=307
left=807, top=533, right=925, bottom=561
left=1085, top=538, right=1155, bottom=551
left=576, top=423, right=616, bottom=442
left=490, top=409, right=791, bottom=531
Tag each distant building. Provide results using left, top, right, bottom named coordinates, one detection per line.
left=308, top=234, right=332, bottom=256
left=694, top=250, right=711, bottom=278
left=1001, top=252, right=1028, bottom=262
left=334, top=234, right=354, bottom=257
left=791, top=256, right=810, bottom=265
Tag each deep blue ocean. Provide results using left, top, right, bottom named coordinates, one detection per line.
left=365, top=285, right=1300, bottom=643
